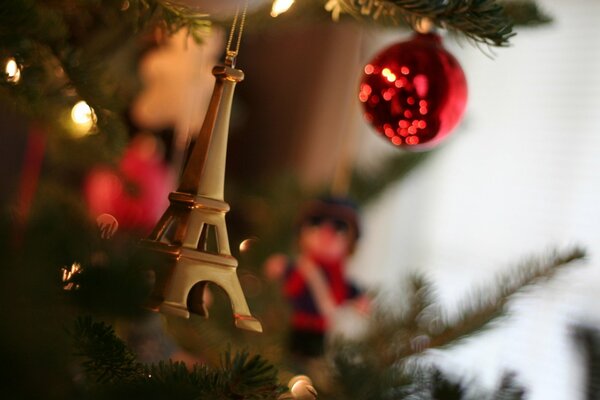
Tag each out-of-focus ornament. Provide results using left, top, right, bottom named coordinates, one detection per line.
left=140, top=57, right=262, bottom=331
left=359, top=33, right=467, bottom=150
left=5, top=57, right=21, bottom=83
left=96, top=213, right=119, bottom=239
left=264, top=197, right=368, bottom=357
left=84, top=134, right=174, bottom=232
left=279, top=375, right=317, bottom=400
left=132, top=28, right=224, bottom=174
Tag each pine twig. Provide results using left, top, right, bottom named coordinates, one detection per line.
left=501, top=0, right=552, bottom=26
left=425, top=247, right=585, bottom=351
left=71, top=317, right=284, bottom=399
left=573, top=326, right=600, bottom=400
left=491, top=373, right=525, bottom=400
left=152, top=0, right=212, bottom=44
left=328, top=0, right=516, bottom=46
left=71, top=316, right=144, bottom=384
left=335, top=246, right=585, bottom=373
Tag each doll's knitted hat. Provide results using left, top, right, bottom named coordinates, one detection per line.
left=297, top=196, right=361, bottom=242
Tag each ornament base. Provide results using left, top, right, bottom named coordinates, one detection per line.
left=141, top=193, right=263, bottom=333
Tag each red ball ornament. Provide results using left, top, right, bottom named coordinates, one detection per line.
left=359, top=33, right=467, bottom=150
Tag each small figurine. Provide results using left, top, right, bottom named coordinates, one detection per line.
left=265, top=197, right=369, bottom=358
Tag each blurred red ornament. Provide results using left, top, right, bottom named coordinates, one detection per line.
left=359, top=33, right=467, bottom=150
left=84, top=135, right=174, bottom=232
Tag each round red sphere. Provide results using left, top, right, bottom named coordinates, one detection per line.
left=359, top=33, right=467, bottom=150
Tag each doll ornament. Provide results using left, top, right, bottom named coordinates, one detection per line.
left=265, top=197, right=369, bottom=358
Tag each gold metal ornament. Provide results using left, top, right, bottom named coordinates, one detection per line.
left=141, top=62, right=262, bottom=332
left=278, top=375, right=318, bottom=400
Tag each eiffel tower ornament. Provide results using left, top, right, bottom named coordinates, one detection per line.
left=141, top=57, right=262, bottom=332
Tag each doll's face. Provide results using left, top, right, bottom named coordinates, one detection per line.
left=298, top=216, right=352, bottom=263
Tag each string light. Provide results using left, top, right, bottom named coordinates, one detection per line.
left=5, top=57, right=21, bottom=83
left=71, top=100, right=96, bottom=136
left=62, top=263, right=83, bottom=291
left=271, top=0, right=294, bottom=17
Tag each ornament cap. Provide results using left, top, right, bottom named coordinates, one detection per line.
left=415, top=17, right=435, bottom=34
left=213, top=64, right=244, bottom=82
left=413, top=32, right=442, bottom=46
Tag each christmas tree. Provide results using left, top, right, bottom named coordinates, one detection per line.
left=1, top=0, right=598, bottom=399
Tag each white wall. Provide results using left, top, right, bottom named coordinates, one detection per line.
left=349, top=0, right=600, bottom=398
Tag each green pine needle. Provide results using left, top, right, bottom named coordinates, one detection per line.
left=71, top=316, right=143, bottom=384
left=428, top=246, right=586, bottom=351
left=71, top=317, right=284, bottom=399
left=332, top=247, right=586, bottom=374
left=152, top=1, right=212, bottom=44
left=572, top=326, right=600, bottom=400
left=330, top=0, right=515, bottom=46
left=502, top=0, right=552, bottom=26
left=328, top=248, right=583, bottom=399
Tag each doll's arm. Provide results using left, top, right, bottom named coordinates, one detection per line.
left=296, top=255, right=337, bottom=320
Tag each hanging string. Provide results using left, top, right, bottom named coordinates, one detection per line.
left=225, top=0, right=249, bottom=67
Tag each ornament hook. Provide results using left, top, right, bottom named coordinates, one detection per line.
left=224, top=0, right=248, bottom=68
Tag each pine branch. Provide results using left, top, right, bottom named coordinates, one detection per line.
left=424, top=247, right=585, bottom=351
left=217, top=350, right=285, bottom=399
left=403, top=368, right=465, bottom=399
left=491, top=373, right=525, bottom=400
left=142, top=0, right=212, bottom=44
left=573, top=326, right=600, bottom=400
left=0, top=0, right=209, bottom=153
left=329, top=275, right=437, bottom=379
left=501, top=0, right=552, bottom=26
left=436, top=0, right=515, bottom=46
left=71, top=317, right=284, bottom=399
left=330, top=350, right=409, bottom=399
left=328, top=0, right=516, bottom=46
left=404, top=370, right=524, bottom=400
left=332, top=247, right=585, bottom=378
left=71, top=315, right=144, bottom=384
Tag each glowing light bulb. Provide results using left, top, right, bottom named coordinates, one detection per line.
left=5, top=57, right=21, bottom=83
left=271, top=0, right=294, bottom=17
left=70, top=101, right=96, bottom=136
left=62, top=263, right=83, bottom=291
left=71, top=101, right=94, bottom=124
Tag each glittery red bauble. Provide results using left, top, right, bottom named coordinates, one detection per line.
left=359, top=33, right=467, bottom=150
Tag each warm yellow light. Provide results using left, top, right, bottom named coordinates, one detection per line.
left=71, top=101, right=95, bottom=125
left=271, top=0, right=294, bottom=17
left=70, top=101, right=96, bottom=137
left=62, top=262, right=82, bottom=291
left=5, top=57, right=21, bottom=83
